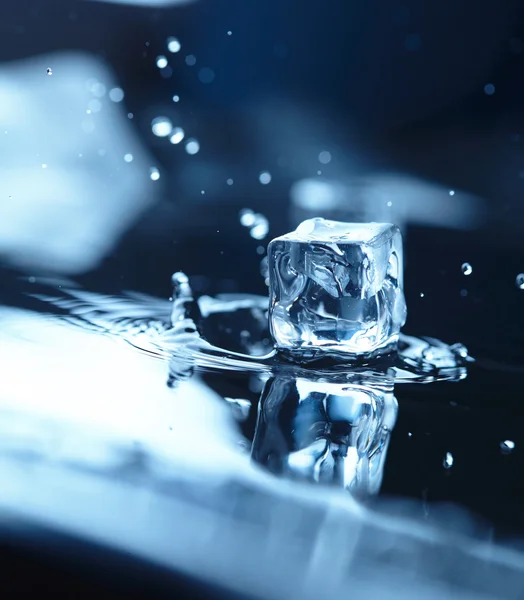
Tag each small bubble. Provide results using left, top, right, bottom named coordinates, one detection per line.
left=8, top=195, right=12, bottom=200
left=124, top=153, right=133, bottom=163
left=149, top=167, right=160, bottom=181
left=420, top=292, right=425, bottom=298
left=185, top=55, right=196, bottom=66
left=151, top=116, right=172, bottom=137
left=256, top=245, right=265, bottom=255
left=449, top=190, right=455, bottom=196
left=404, top=33, right=421, bottom=51
left=226, top=178, right=234, bottom=185
left=317, top=170, right=322, bottom=175
left=501, top=440, right=515, bottom=454
left=239, top=209, right=256, bottom=227
left=259, top=171, right=272, bottom=185
left=92, top=82, right=106, bottom=97
left=516, top=273, right=524, bottom=289
left=443, top=452, right=454, bottom=469
left=167, top=37, right=181, bottom=53
left=198, top=67, right=215, bottom=84
left=28, top=276, right=36, bottom=283
left=484, top=83, right=495, bottom=96
left=46, top=68, right=52, bottom=75
left=172, top=94, right=180, bottom=102
left=127, top=112, right=134, bottom=119
left=201, top=190, right=205, bottom=195
left=227, top=30, right=232, bottom=36
left=450, top=343, right=469, bottom=359
left=387, top=201, right=393, bottom=207
left=41, top=163, right=47, bottom=169
left=408, top=432, right=412, bottom=437
left=461, top=262, right=473, bottom=276
left=185, top=139, right=200, bottom=155
left=169, top=127, right=185, bottom=144
left=109, top=87, right=124, bottom=102
left=156, top=55, right=168, bottom=69
left=318, top=150, right=332, bottom=164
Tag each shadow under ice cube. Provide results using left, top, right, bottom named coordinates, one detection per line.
left=268, top=219, right=407, bottom=359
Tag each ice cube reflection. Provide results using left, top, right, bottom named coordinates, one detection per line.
left=252, top=372, right=397, bottom=497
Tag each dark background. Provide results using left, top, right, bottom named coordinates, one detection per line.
left=2, top=0, right=524, bottom=577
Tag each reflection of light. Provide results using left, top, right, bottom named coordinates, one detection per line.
left=151, top=116, right=172, bottom=137
left=156, top=55, right=168, bottom=69
left=169, top=127, right=185, bottom=144
left=167, top=37, right=181, bottom=53
left=109, top=87, right=124, bottom=102
left=185, top=139, right=200, bottom=155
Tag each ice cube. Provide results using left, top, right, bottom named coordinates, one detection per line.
left=268, top=218, right=406, bottom=358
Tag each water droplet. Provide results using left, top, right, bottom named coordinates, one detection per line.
left=109, top=87, right=124, bottom=102
left=318, top=151, right=332, bottom=164
left=185, top=139, right=200, bottom=155
left=443, top=452, right=454, bottom=469
left=124, top=153, right=133, bottom=163
left=8, top=195, right=12, bottom=200
left=149, top=167, right=160, bottom=181
left=461, top=262, right=472, bottom=276
left=127, top=112, right=134, bottom=119
left=259, top=171, right=272, bottom=185
left=449, top=190, right=455, bottom=196
left=198, top=67, right=215, bottom=84
left=387, top=201, right=393, bottom=207
left=46, top=68, right=52, bottom=75
left=41, top=163, right=47, bottom=169
left=484, top=83, right=495, bottom=96
left=151, top=116, right=172, bottom=137
left=28, top=276, right=36, bottom=283
left=239, top=209, right=269, bottom=240
left=408, top=432, right=412, bottom=437
left=169, top=127, right=185, bottom=144
left=156, top=55, right=168, bottom=69
left=516, top=273, right=524, bottom=289
left=167, top=37, right=181, bottom=53
left=92, top=82, right=106, bottom=97
left=88, top=99, right=102, bottom=113
left=420, top=292, right=425, bottom=298
left=256, top=246, right=265, bottom=255
left=226, top=178, right=234, bottom=185
left=227, top=30, right=232, bottom=36
left=201, top=190, right=205, bottom=195
left=172, top=94, right=180, bottom=102
left=501, top=440, right=515, bottom=454
left=185, top=55, right=196, bottom=66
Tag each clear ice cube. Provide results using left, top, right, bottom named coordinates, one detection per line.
left=268, top=218, right=407, bottom=358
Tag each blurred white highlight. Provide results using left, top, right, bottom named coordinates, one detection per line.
left=0, top=53, right=158, bottom=274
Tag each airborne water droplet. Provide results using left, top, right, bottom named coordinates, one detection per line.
left=516, top=273, right=524, bottom=289
left=501, top=440, right=515, bottom=454
left=151, top=117, right=172, bottom=138
left=167, top=37, right=181, bottom=53
left=46, top=68, right=52, bottom=75
left=461, top=262, right=473, bottom=276
left=169, top=127, right=185, bottom=144
left=156, top=55, right=168, bottom=69
left=443, top=452, right=454, bottom=469
left=185, top=139, right=200, bottom=155
left=259, top=171, right=272, bottom=185
left=149, top=167, right=160, bottom=181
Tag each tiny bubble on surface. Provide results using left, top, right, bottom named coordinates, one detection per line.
left=124, top=153, right=133, bottom=163
left=501, top=440, right=515, bottom=453
left=449, top=190, right=455, bottom=196
left=318, top=150, right=331, bottom=164
left=169, top=127, right=185, bottom=144
left=461, top=262, right=473, bottom=276
left=185, top=139, right=200, bottom=155
left=167, top=37, right=181, bottom=53
left=226, top=178, right=234, bottom=185
left=151, top=116, right=172, bottom=137
left=109, top=87, right=124, bottom=102
left=149, top=167, right=160, bottom=181
left=259, top=171, right=272, bottom=185
left=156, top=55, right=168, bottom=69
left=185, top=55, right=196, bottom=66
left=46, top=68, right=52, bottom=75
left=172, top=95, right=180, bottom=102
left=484, top=83, right=495, bottom=96
left=443, top=452, right=454, bottom=469
left=516, top=273, right=524, bottom=289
